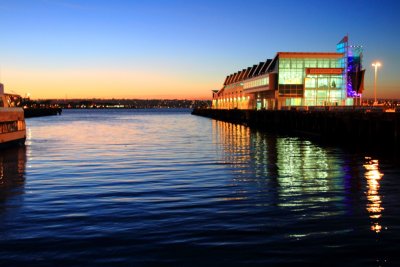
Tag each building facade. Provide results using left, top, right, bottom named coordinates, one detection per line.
left=212, top=36, right=365, bottom=110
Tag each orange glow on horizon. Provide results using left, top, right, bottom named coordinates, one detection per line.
left=2, top=67, right=215, bottom=100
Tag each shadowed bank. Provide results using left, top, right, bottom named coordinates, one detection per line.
left=192, top=108, right=400, bottom=154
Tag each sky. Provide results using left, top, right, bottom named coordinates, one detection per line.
left=0, top=0, right=399, bottom=99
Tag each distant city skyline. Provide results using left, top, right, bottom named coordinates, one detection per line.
left=1, top=0, right=399, bottom=99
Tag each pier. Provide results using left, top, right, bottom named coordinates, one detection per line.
left=192, top=108, right=400, bottom=151
left=24, top=108, right=62, bottom=118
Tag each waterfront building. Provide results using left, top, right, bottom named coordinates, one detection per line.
left=212, top=36, right=365, bottom=110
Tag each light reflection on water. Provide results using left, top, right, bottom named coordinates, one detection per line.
left=0, top=146, right=26, bottom=203
left=0, top=109, right=399, bottom=266
left=213, top=120, right=345, bottom=213
left=364, top=157, right=384, bottom=233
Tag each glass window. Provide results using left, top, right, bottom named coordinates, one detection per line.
left=279, top=71, right=286, bottom=84
left=317, top=90, right=327, bottom=98
left=304, top=89, right=316, bottom=98
left=330, top=59, right=339, bottom=68
left=309, top=60, right=317, bottom=68
left=279, top=59, right=290, bottom=69
left=330, top=76, right=343, bottom=89
left=305, top=59, right=317, bottom=68
left=318, top=78, right=328, bottom=88
left=279, top=69, right=303, bottom=84
left=305, top=77, right=316, bottom=88
left=296, top=60, right=303, bottom=68
left=291, top=98, right=301, bottom=106
left=345, top=98, right=354, bottom=106
left=305, top=99, right=315, bottom=106
left=329, top=90, right=342, bottom=98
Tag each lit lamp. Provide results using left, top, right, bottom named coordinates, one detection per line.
left=371, top=62, right=381, bottom=105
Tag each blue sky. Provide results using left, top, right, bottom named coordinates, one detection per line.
left=0, top=0, right=399, bottom=98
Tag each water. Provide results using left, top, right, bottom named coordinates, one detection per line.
left=1, top=109, right=399, bottom=266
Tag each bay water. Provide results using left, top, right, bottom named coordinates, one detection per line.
left=0, top=109, right=399, bottom=266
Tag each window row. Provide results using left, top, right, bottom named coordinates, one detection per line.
left=224, top=83, right=243, bottom=89
left=279, top=88, right=303, bottom=96
left=0, top=121, right=23, bottom=134
left=305, top=75, right=343, bottom=89
left=279, top=69, right=304, bottom=84
left=284, top=98, right=302, bottom=106
left=279, top=58, right=343, bottom=69
left=304, top=89, right=344, bottom=99
left=304, top=99, right=341, bottom=106
left=283, top=97, right=345, bottom=107
left=243, top=77, right=269, bottom=89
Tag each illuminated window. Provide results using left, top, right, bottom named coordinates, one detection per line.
left=330, top=76, right=343, bottom=88
left=318, top=78, right=328, bottom=88
left=329, top=90, right=342, bottom=98
left=304, top=89, right=316, bottom=98
left=285, top=98, right=302, bottom=106
left=305, top=77, right=316, bottom=88
left=305, top=99, right=315, bottom=106
left=317, top=60, right=329, bottom=68
left=305, top=60, right=317, bottom=68
left=279, top=69, right=303, bottom=84
left=279, top=59, right=290, bottom=69
left=330, top=59, right=340, bottom=68
left=317, top=90, right=327, bottom=98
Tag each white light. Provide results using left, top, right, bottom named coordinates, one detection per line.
left=372, top=62, right=382, bottom=105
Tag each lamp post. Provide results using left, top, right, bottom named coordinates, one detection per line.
left=372, top=62, right=381, bottom=105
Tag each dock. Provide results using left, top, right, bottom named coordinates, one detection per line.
left=24, top=108, right=62, bottom=118
left=192, top=108, right=400, bottom=151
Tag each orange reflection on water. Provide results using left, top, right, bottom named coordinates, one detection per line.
left=212, top=120, right=251, bottom=167
left=0, top=146, right=26, bottom=186
left=363, top=157, right=384, bottom=233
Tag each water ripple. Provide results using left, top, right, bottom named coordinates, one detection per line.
left=0, top=109, right=399, bottom=266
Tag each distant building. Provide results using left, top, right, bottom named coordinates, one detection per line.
left=212, top=36, right=365, bottom=110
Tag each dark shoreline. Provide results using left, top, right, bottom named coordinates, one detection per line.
left=192, top=108, right=400, bottom=155
left=24, top=108, right=62, bottom=118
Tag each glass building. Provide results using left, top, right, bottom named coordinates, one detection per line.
left=212, top=36, right=365, bottom=110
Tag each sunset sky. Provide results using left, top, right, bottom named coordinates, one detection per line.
left=1, top=0, right=399, bottom=99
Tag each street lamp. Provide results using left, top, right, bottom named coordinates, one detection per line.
left=372, top=62, right=381, bottom=105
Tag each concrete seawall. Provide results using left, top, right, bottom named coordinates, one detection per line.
left=192, top=108, right=400, bottom=151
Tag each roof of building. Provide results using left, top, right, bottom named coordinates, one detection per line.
left=224, top=59, right=273, bottom=86
left=222, top=51, right=343, bottom=87
left=259, top=59, right=272, bottom=75
left=242, top=67, right=252, bottom=80
left=277, top=52, right=343, bottom=58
